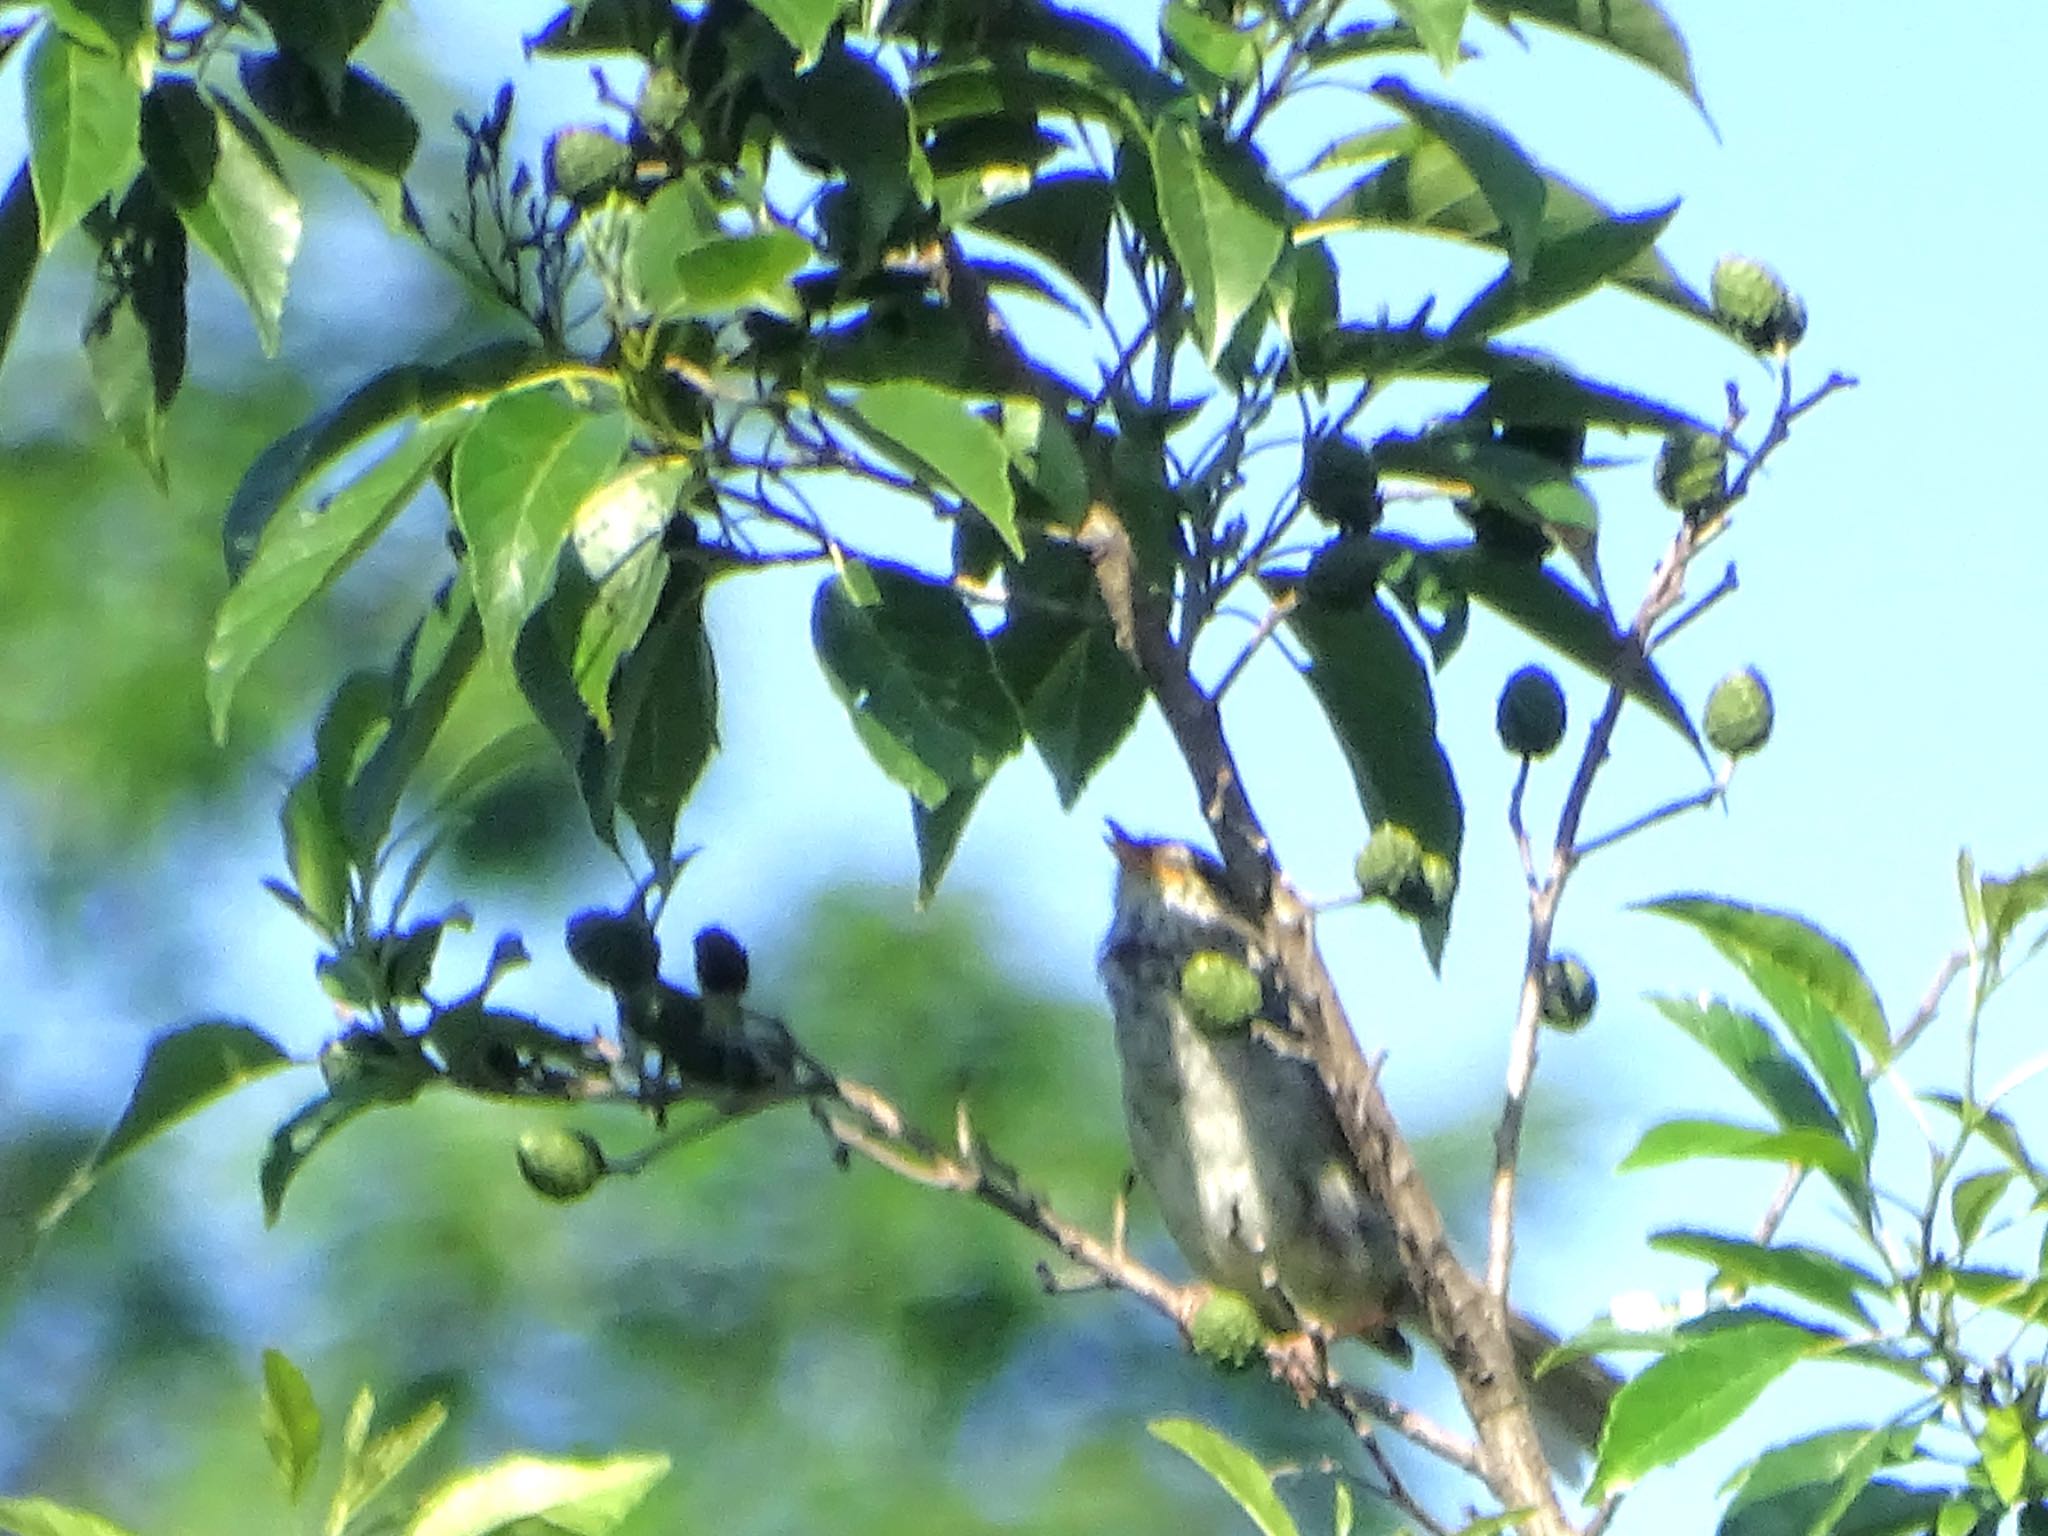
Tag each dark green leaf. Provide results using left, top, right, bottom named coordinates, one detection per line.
left=344, top=587, right=484, bottom=856
left=780, top=43, right=913, bottom=269
left=1370, top=77, right=1545, bottom=273
left=1433, top=540, right=1698, bottom=752
left=1163, top=4, right=1259, bottom=90
left=1593, top=1314, right=1836, bottom=1494
left=239, top=54, right=419, bottom=228
left=1376, top=426, right=1595, bottom=535
left=1951, top=1169, right=2013, bottom=1252
left=1150, top=109, right=1287, bottom=362
left=222, top=339, right=545, bottom=575
left=849, top=381, right=1020, bottom=556
left=910, top=57, right=1143, bottom=139
left=1646, top=996, right=1843, bottom=1140
left=0, top=163, right=41, bottom=378
left=605, top=564, right=720, bottom=866
left=1315, top=143, right=1709, bottom=323
left=991, top=544, right=1144, bottom=808
left=0, top=1499, right=141, bottom=1536
left=1470, top=360, right=1712, bottom=437
left=262, top=1085, right=394, bottom=1225
left=1387, top=0, right=1469, bottom=71
left=208, top=411, right=472, bottom=739
left=1453, top=200, right=1678, bottom=336
left=1648, top=1229, right=1881, bottom=1328
left=1304, top=21, right=1437, bottom=70
left=140, top=82, right=303, bottom=354
left=1473, top=0, right=1703, bottom=111
left=46, top=0, right=150, bottom=55
left=81, top=172, right=186, bottom=484
left=1149, top=1419, right=1300, bottom=1536
left=1299, top=321, right=1535, bottom=386
left=405, top=1453, right=669, bottom=1536
left=913, top=779, right=988, bottom=907
left=244, top=0, right=385, bottom=107
left=1728, top=1481, right=1950, bottom=1536
left=451, top=387, right=632, bottom=666
left=1270, top=574, right=1461, bottom=967
left=1636, top=896, right=1886, bottom=1155
left=1926, top=1265, right=2048, bottom=1325
left=747, top=0, right=837, bottom=56
left=973, top=172, right=1115, bottom=307
left=260, top=1348, right=322, bottom=1504
left=1720, top=1425, right=1928, bottom=1536
left=37, top=1020, right=292, bottom=1234
left=813, top=561, right=1021, bottom=810
left=1620, top=1118, right=1864, bottom=1189
left=25, top=27, right=140, bottom=250
left=280, top=767, right=352, bottom=935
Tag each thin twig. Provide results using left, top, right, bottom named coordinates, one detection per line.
left=1573, top=765, right=1732, bottom=862
left=1508, top=755, right=1536, bottom=891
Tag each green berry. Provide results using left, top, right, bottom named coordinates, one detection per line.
left=1540, top=954, right=1598, bottom=1031
left=1301, top=436, right=1382, bottom=533
left=1180, top=950, right=1263, bottom=1034
left=1711, top=256, right=1807, bottom=354
left=1496, top=665, right=1567, bottom=758
left=1355, top=824, right=1423, bottom=902
left=636, top=68, right=688, bottom=138
left=1188, top=1289, right=1265, bottom=1370
left=1704, top=667, right=1774, bottom=757
left=516, top=1127, right=607, bottom=1202
left=546, top=127, right=632, bottom=206
left=1654, top=429, right=1729, bottom=517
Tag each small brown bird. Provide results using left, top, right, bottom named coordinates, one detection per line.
left=1098, top=827, right=1616, bottom=1452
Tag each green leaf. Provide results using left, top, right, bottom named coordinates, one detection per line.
left=1470, top=359, right=1713, bottom=437
left=451, top=388, right=632, bottom=666
left=662, top=228, right=810, bottom=319
left=1163, top=4, right=1259, bottom=89
left=46, top=0, right=150, bottom=55
left=972, top=172, right=1115, bottom=306
left=1636, top=896, right=1886, bottom=1139
left=1473, top=0, right=1703, bottom=111
left=1370, top=77, right=1545, bottom=273
left=0, top=1499, right=142, bottom=1536
left=244, top=0, right=386, bottom=108
left=1978, top=855, right=2048, bottom=969
left=404, top=1453, right=671, bottom=1536
left=812, top=561, right=1021, bottom=810
left=281, top=767, right=352, bottom=935
left=263, top=1088, right=389, bottom=1226
left=1269, top=573, right=1462, bottom=968
left=1922, top=1093, right=2040, bottom=1180
left=81, top=172, right=186, bottom=484
left=344, top=587, right=484, bottom=856
left=1647, top=1229, right=1881, bottom=1328
left=1983, top=1405, right=2029, bottom=1506
left=1951, top=1169, right=2013, bottom=1252
left=991, top=544, right=1143, bottom=809
left=1646, top=996, right=1843, bottom=1140
left=912, top=779, right=988, bottom=907
left=604, top=564, right=720, bottom=866
left=1314, top=144, right=1708, bottom=323
left=260, top=1348, right=323, bottom=1504
left=849, top=381, right=1020, bottom=556
left=0, top=162, right=42, bottom=377
left=1150, top=109, right=1286, bottom=363
left=1452, top=200, right=1679, bottom=337
left=782, top=43, right=915, bottom=269
left=240, top=54, right=419, bottom=228
left=1434, top=540, right=1700, bottom=753
left=565, top=460, right=682, bottom=730
left=1719, top=1425, right=1928, bottom=1536
left=1148, top=1419, right=1300, bottom=1536
left=25, top=27, right=140, bottom=251
left=329, top=1396, right=449, bottom=1536
left=222, top=339, right=545, bottom=576
left=140, top=82, right=303, bottom=354
left=208, top=410, right=473, bottom=739
left=744, top=0, right=837, bottom=57
left=1594, top=1314, right=1836, bottom=1494
left=1377, top=427, right=1595, bottom=537
left=1388, top=0, right=1469, bottom=71
left=1620, top=1118, right=1864, bottom=1189
left=36, top=1020, right=292, bottom=1234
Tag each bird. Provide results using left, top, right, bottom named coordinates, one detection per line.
left=1097, top=827, right=1616, bottom=1453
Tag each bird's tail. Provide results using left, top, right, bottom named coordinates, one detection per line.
left=1510, top=1310, right=1619, bottom=1458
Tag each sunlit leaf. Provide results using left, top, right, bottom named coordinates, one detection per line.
left=1150, top=108, right=1286, bottom=362
left=0, top=1498, right=141, bottom=1536
left=25, top=27, right=140, bottom=251
left=1620, top=1118, right=1863, bottom=1188
left=1646, top=996, right=1842, bottom=1139
left=404, top=1453, right=670, bottom=1536
left=849, top=381, right=1019, bottom=556
left=1149, top=1419, right=1300, bottom=1536
left=329, top=1397, right=449, bottom=1536
left=1371, top=77, right=1545, bottom=273
left=1648, top=1229, right=1881, bottom=1328
left=1388, top=0, right=1469, bottom=71
left=1951, top=1169, right=2013, bottom=1252
left=745, top=0, right=837, bottom=58
left=260, top=1348, right=323, bottom=1503
left=1473, top=0, right=1703, bottom=111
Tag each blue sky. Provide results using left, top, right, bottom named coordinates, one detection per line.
left=7, top=1, right=2048, bottom=1528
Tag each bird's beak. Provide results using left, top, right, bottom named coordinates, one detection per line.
left=1104, top=820, right=1150, bottom=872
